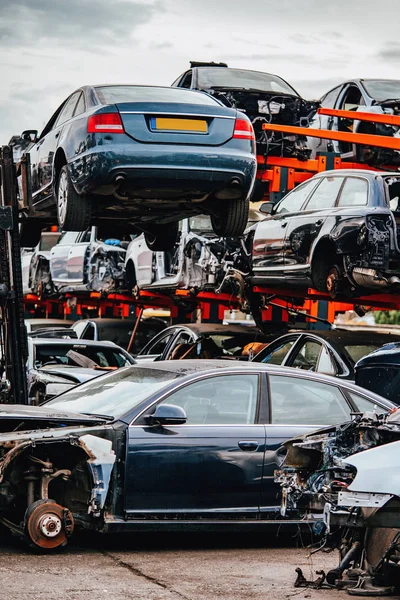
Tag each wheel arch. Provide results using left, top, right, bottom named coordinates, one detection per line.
left=125, top=259, right=137, bottom=287
left=53, top=148, right=67, bottom=185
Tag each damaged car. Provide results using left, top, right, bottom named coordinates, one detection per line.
left=173, top=61, right=318, bottom=163
left=0, top=361, right=390, bottom=551
left=277, top=408, right=400, bottom=593
left=309, top=78, right=400, bottom=166
left=124, top=212, right=262, bottom=296
left=30, top=227, right=128, bottom=298
left=250, top=169, right=400, bottom=297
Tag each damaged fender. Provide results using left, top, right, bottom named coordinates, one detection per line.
left=78, top=434, right=116, bottom=516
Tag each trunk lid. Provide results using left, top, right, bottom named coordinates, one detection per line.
left=116, top=102, right=236, bottom=146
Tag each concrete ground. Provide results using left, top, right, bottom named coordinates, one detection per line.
left=0, top=530, right=356, bottom=600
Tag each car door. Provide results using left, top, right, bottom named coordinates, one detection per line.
left=308, top=85, right=343, bottom=156
left=50, top=231, right=81, bottom=284
left=127, top=234, right=154, bottom=286
left=136, top=329, right=177, bottom=361
left=252, top=179, right=321, bottom=276
left=66, top=228, right=93, bottom=284
left=125, top=372, right=265, bottom=517
left=32, top=92, right=81, bottom=201
left=285, top=337, right=338, bottom=376
left=261, top=373, right=355, bottom=510
left=283, top=175, right=346, bottom=272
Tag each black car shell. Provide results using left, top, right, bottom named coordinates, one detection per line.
left=355, top=341, right=400, bottom=403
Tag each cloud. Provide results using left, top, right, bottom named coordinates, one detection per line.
left=0, top=0, right=160, bottom=48
left=378, top=44, right=400, bottom=62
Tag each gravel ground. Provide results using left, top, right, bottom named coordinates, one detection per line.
left=0, top=530, right=355, bottom=600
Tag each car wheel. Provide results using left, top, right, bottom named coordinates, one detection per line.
left=144, top=222, right=179, bottom=251
left=56, top=165, right=91, bottom=231
left=211, top=197, right=249, bottom=237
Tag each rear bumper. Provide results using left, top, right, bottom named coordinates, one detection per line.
left=68, top=144, right=257, bottom=198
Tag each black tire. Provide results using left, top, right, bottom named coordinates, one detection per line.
left=144, top=222, right=179, bottom=251
left=56, top=165, right=91, bottom=231
left=19, top=221, right=43, bottom=248
left=211, top=197, right=249, bottom=237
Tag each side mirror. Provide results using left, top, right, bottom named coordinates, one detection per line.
left=149, top=404, right=187, bottom=426
left=21, top=130, right=38, bottom=143
left=259, top=202, right=274, bottom=215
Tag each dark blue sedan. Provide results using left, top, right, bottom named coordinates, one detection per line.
left=0, top=360, right=392, bottom=550
left=24, top=85, right=257, bottom=250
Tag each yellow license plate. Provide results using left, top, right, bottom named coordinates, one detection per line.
left=153, top=117, right=207, bottom=133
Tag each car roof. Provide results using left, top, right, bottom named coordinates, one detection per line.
left=129, top=360, right=394, bottom=408
left=25, top=319, right=74, bottom=325
left=312, top=168, right=399, bottom=178
left=356, top=342, right=400, bottom=367
left=31, top=338, right=118, bottom=347
left=273, top=329, right=400, bottom=345
left=162, top=323, right=275, bottom=336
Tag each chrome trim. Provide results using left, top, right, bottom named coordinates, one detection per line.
left=129, top=423, right=262, bottom=428
left=254, top=264, right=309, bottom=272
left=119, top=111, right=235, bottom=119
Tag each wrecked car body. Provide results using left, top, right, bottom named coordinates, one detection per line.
left=250, top=169, right=400, bottom=297
left=124, top=214, right=259, bottom=298
left=277, top=409, right=400, bottom=592
left=309, top=79, right=400, bottom=166
left=173, top=62, right=318, bottom=162
left=31, top=227, right=127, bottom=298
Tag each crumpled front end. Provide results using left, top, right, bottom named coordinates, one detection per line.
left=0, top=425, right=117, bottom=550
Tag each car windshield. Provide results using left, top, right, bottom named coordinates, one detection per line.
left=95, top=86, right=220, bottom=106
left=34, top=343, right=131, bottom=368
left=344, top=344, right=383, bottom=363
left=204, top=333, right=267, bottom=357
left=197, top=68, right=298, bottom=95
left=46, top=367, right=181, bottom=418
left=356, top=366, right=400, bottom=404
left=363, top=80, right=400, bottom=101
left=188, top=215, right=213, bottom=232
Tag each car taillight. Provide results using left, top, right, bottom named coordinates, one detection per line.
left=233, top=117, right=255, bottom=140
left=87, top=113, right=124, bottom=134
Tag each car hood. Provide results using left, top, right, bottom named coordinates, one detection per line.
left=38, top=365, right=106, bottom=384
left=0, top=403, right=106, bottom=425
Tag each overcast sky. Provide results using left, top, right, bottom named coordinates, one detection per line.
left=1, top=0, right=400, bottom=142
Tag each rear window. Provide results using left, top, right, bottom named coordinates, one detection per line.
left=356, top=366, right=400, bottom=404
left=197, top=68, right=297, bottom=95
left=95, top=86, right=220, bottom=106
left=39, top=233, right=60, bottom=251
left=344, top=344, right=381, bottom=363
left=34, top=343, right=131, bottom=368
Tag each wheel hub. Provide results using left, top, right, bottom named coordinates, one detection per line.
left=57, top=171, right=68, bottom=226
left=38, top=513, right=62, bottom=538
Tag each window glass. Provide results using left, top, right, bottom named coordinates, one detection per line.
left=275, top=180, right=320, bottom=216
left=305, top=176, right=344, bottom=211
left=34, top=343, right=131, bottom=369
left=95, top=86, right=220, bottom=106
left=347, top=391, right=383, bottom=414
left=291, top=340, right=322, bottom=371
left=145, top=333, right=173, bottom=356
left=320, top=86, right=342, bottom=108
left=344, top=344, right=382, bottom=363
left=159, top=374, right=259, bottom=424
left=361, top=80, right=400, bottom=102
left=356, top=366, right=400, bottom=404
left=269, top=375, right=352, bottom=425
left=340, top=86, right=365, bottom=111
left=55, top=92, right=80, bottom=127
left=197, top=68, right=298, bottom=95
left=72, top=321, right=87, bottom=338
left=317, top=345, right=337, bottom=376
left=338, top=178, right=368, bottom=207
left=259, top=340, right=295, bottom=365
left=73, top=92, right=86, bottom=116
left=82, top=324, right=95, bottom=340
left=58, top=232, right=80, bottom=245
left=180, top=72, right=192, bottom=89
left=39, top=233, right=60, bottom=251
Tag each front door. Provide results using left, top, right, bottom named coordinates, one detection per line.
left=125, top=373, right=265, bottom=517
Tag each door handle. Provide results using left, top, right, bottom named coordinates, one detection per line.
left=55, top=132, right=60, bottom=138
left=315, top=219, right=323, bottom=226
left=238, top=441, right=259, bottom=452
left=281, top=221, right=287, bottom=228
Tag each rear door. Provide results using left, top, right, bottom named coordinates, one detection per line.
left=252, top=179, right=320, bottom=275
left=283, top=175, right=346, bottom=269
left=261, top=373, right=354, bottom=511
left=50, top=231, right=80, bottom=283
left=125, top=372, right=265, bottom=517
left=66, top=228, right=94, bottom=283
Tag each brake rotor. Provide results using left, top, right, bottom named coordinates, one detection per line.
left=25, top=499, right=74, bottom=550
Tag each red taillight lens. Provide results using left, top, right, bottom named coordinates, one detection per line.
left=233, top=117, right=255, bottom=140
left=87, top=113, right=124, bottom=134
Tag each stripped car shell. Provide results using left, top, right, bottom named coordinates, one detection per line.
left=277, top=409, right=400, bottom=591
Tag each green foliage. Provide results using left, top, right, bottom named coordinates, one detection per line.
left=374, top=310, right=400, bottom=325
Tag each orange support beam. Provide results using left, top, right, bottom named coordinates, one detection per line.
left=262, top=123, right=400, bottom=151
left=318, top=107, right=400, bottom=127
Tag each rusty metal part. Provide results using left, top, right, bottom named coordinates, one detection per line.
left=25, top=499, right=74, bottom=549
left=294, top=567, right=326, bottom=589
left=40, top=469, right=71, bottom=500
